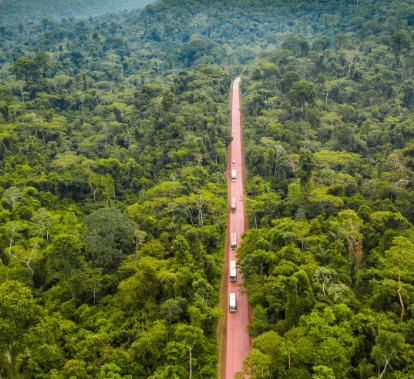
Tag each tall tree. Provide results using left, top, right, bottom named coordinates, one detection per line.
left=83, top=207, right=138, bottom=272
left=288, top=81, right=316, bottom=114
left=390, top=32, right=411, bottom=61
left=12, top=58, right=41, bottom=83
left=175, top=324, right=203, bottom=379
left=0, top=281, right=45, bottom=379
left=371, top=330, right=405, bottom=379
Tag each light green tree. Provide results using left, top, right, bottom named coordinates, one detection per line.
left=87, top=172, right=102, bottom=202
left=312, top=365, right=336, bottom=379
left=0, top=281, right=45, bottom=378
left=5, top=221, right=27, bottom=258
left=3, top=186, right=22, bottom=210
left=313, top=267, right=336, bottom=296
left=241, top=348, right=272, bottom=378
left=175, top=324, right=204, bottom=379
left=386, top=236, right=414, bottom=321
left=31, top=208, right=55, bottom=240
left=371, top=330, right=405, bottom=379
left=101, top=173, right=115, bottom=199
left=97, top=363, right=132, bottom=379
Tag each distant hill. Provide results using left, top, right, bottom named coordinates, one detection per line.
left=0, top=0, right=156, bottom=24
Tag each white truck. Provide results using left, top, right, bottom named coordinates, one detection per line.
left=231, top=233, right=237, bottom=250
left=231, top=198, right=236, bottom=212
left=230, top=261, right=237, bottom=282
left=229, top=293, right=236, bottom=312
left=232, top=170, right=236, bottom=181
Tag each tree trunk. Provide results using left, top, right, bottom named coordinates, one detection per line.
left=42, top=126, right=46, bottom=148
left=71, top=291, right=76, bottom=307
left=378, top=358, right=390, bottom=379
left=182, top=205, right=193, bottom=226
left=6, top=348, right=13, bottom=379
left=322, top=277, right=326, bottom=296
left=397, top=264, right=404, bottom=321
left=197, top=203, right=205, bottom=228
left=9, top=228, right=15, bottom=256
left=189, top=345, right=193, bottom=379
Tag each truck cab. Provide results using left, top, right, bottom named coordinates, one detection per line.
left=231, top=198, right=236, bottom=212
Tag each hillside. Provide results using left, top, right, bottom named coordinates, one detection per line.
left=1, top=0, right=414, bottom=378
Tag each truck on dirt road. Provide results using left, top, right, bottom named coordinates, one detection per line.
left=230, top=261, right=237, bottom=282
left=232, top=170, right=236, bottom=181
left=229, top=293, right=236, bottom=312
left=231, top=233, right=236, bottom=250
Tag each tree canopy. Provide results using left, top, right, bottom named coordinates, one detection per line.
left=1, top=0, right=414, bottom=377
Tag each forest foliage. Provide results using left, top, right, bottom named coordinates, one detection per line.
left=236, top=1, right=414, bottom=378
left=1, top=0, right=414, bottom=378
left=0, top=1, right=235, bottom=377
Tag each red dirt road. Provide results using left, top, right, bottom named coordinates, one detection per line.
left=225, top=77, right=250, bottom=379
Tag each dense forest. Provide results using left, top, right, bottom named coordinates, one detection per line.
left=237, top=1, right=414, bottom=379
left=2, top=0, right=414, bottom=378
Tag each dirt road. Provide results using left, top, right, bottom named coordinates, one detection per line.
left=225, top=76, right=250, bottom=379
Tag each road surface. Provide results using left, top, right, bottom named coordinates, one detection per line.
left=225, top=76, right=250, bottom=379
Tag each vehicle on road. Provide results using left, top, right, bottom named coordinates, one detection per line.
left=229, top=293, right=236, bottom=312
left=231, top=198, right=236, bottom=212
left=231, top=233, right=236, bottom=250
left=232, top=159, right=235, bottom=164
left=232, top=170, right=236, bottom=181
left=230, top=261, right=237, bottom=282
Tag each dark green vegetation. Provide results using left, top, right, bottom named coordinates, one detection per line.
left=0, top=3, right=235, bottom=377
left=237, top=2, right=414, bottom=379
left=2, top=0, right=414, bottom=378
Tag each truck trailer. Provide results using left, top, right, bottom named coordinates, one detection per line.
left=230, top=261, right=237, bottom=282
left=231, top=233, right=237, bottom=250
left=231, top=198, right=236, bottom=212
left=229, top=293, right=236, bottom=312
left=232, top=170, right=236, bottom=181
